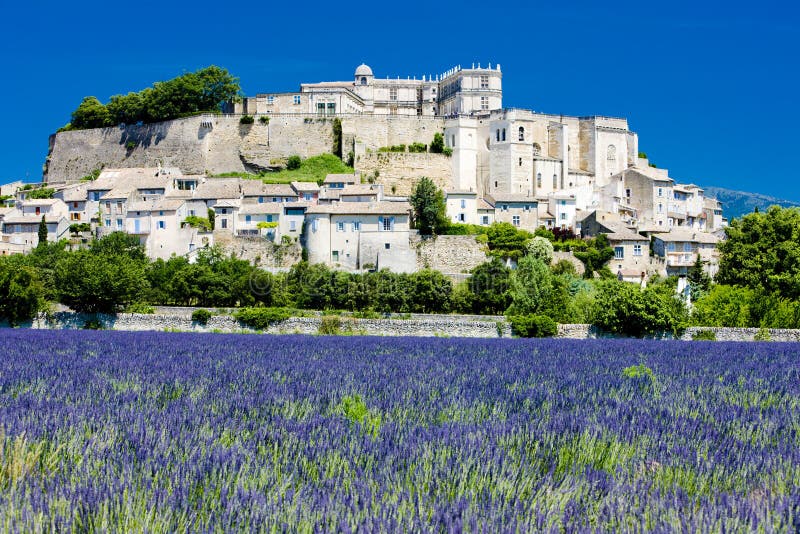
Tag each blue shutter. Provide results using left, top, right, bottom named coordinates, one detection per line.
left=378, top=216, right=384, bottom=231
left=389, top=216, right=395, bottom=231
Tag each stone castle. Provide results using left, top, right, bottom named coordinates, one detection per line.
left=4, top=62, right=724, bottom=279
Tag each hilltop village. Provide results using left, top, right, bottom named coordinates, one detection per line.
left=1, top=63, right=725, bottom=280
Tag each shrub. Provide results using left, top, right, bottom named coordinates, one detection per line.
left=691, top=330, right=717, bottom=341
left=622, top=363, right=659, bottom=396
left=509, top=314, right=558, bottom=338
left=318, top=315, right=342, bottom=335
left=126, top=302, right=155, bottom=314
left=754, top=328, right=771, bottom=342
left=69, top=223, right=92, bottom=234
left=552, top=259, right=577, bottom=276
left=286, top=155, right=302, bottom=170
left=234, top=307, right=293, bottom=329
left=258, top=116, right=270, bottom=124
left=27, top=188, right=55, bottom=199
left=430, top=132, right=444, bottom=153
left=408, top=142, right=427, bottom=153
left=182, top=216, right=212, bottom=231
left=239, top=115, right=254, bottom=124
left=191, top=308, right=212, bottom=325
left=442, top=147, right=453, bottom=157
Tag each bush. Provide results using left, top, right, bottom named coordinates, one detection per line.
left=234, top=307, right=293, bottom=329
left=258, top=116, right=270, bottom=124
left=442, top=147, right=453, bottom=157
left=691, top=330, right=717, bottom=341
left=509, top=314, right=558, bottom=338
left=318, top=315, right=342, bottom=335
left=754, top=327, right=771, bottom=342
left=430, top=132, right=444, bottom=154
left=286, top=155, right=302, bottom=170
left=552, top=259, right=577, bottom=276
left=239, top=115, right=254, bottom=124
left=444, top=223, right=487, bottom=236
left=126, top=302, right=155, bottom=314
left=408, top=142, right=427, bottom=153
left=27, top=188, right=56, bottom=199
left=192, top=308, right=212, bottom=325
left=182, top=216, right=212, bottom=231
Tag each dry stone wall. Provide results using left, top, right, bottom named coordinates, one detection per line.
left=212, top=233, right=302, bottom=269
left=412, top=234, right=488, bottom=274
left=356, top=152, right=452, bottom=196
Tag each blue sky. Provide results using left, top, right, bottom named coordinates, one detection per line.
left=2, top=1, right=798, bottom=201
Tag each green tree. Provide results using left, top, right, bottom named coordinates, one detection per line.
left=691, top=285, right=753, bottom=327
left=55, top=251, right=148, bottom=313
left=0, top=258, right=45, bottom=326
left=286, top=155, right=302, bottom=170
left=526, top=236, right=554, bottom=264
left=70, top=96, right=111, bottom=129
left=90, top=232, right=147, bottom=262
left=507, top=256, right=553, bottom=316
left=574, top=234, right=615, bottom=278
left=686, top=256, right=712, bottom=302
left=332, top=118, right=343, bottom=159
left=430, top=132, right=445, bottom=154
left=409, top=177, right=448, bottom=235
left=485, top=223, right=532, bottom=257
left=409, top=269, right=452, bottom=313
left=592, top=280, right=687, bottom=337
left=37, top=215, right=48, bottom=247
left=717, top=206, right=800, bottom=299
left=469, top=258, right=511, bottom=315
left=106, top=92, right=147, bottom=125
left=207, top=207, right=216, bottom=231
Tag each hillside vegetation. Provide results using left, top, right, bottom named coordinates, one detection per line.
left=213, top=154, right=353, bottom=184
left=61, top=66, right=240, bottom=131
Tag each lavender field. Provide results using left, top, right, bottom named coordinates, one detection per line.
left=0, top=331, right=798, bottom=532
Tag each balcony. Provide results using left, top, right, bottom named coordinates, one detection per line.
left=666, top=251, right=696, bottom=267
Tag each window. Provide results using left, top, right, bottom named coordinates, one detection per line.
left=266, top=215, right=273, bottom=223
left=157, top=220, right=165, bottom=230
left=245, top=215, right=252, bottom=223
left=519, top=158, right=523, bottom=167
left=501, top=205, right=508, bottom=212
left=220, top=208, right=227, bottom=215
left=460, top=199, right=466, bottom=209
left=501, top=128, right=506, bottom=141
left=189, top=210, right=195, bottom=216
left=560, top=213, right=567, bottom=220
left=537, top=173, right=542, bottom=188
left=614, top=246, right=624, bottom=259
left=304, top=193, right=313, bottom=201
left=105, top=218, right=111, bottom=227
left=667, top=242, right=676, bottom=252
left=220, top=219, right=227, bottom=229
left=607, top=145, right=616, bottom=160
left=337, top=221, right=345, bottom=232
left=658, top=203, right=663, bottom=214
left=35, top=207, right=41, bottom=215
left=496, top=130, right=500, bottom=142
left=293, top=95, right=301, bottom=105
left=683, top=242, right=692, bottom=252
left=458, top=213, right=465, bottom=222
left=384, top=243, right=391, bottom=250
left=634, top=244, right=642, bottom=256
left=480, top=74, right=489, bottom=89
left=518, top=127, right=525, bottom=141
left=73, top=202, right=78, bottom=208
left=625, top=188, right=631, bottom=198
left=481, top=215, right=489, bottom=225
left=524, top=205, right=531, bottom=212
left=389, top=87, right=397, bottom=101
left=512, top=215, right=520, bottom=227
left=480, top=96, right=489, bottom=110
left=553, top=174, right=558, bottom=189
left=289, top=220, right=296, bottom=231
left=70, top=213, right=80, bottom=221
left=532, top=143, right=541, bottom=156
left=159, top=211, right=164, bottom=216
left=258, top=196, right=263, bottom=204
left=381, top=217, right=393, bottom=231
left=360, top=77, right=367, bottom=85
left=353, top=221, right=360, bottom=231
left=658, top=188, right=663, bottom=197
left=267, top=95, right=274, bottom=105
left=105, top=202, right=111, bottom=214
left=116, top=218, right=122, bottom=229
left=332, top=250, right=339, bottom=261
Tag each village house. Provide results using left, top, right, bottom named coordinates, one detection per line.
left=651, top=230, right=720, bottom=277
left=0, top=198, right=70, bottom=252
left=490, top=194, right=539, bottom=230
left=446, top=190, right=479, bottom=224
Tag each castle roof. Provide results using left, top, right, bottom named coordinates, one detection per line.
left=355, top=64, right=373, bottom=77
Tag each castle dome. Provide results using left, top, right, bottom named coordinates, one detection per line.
left=355, top=64, right=373, bottom=77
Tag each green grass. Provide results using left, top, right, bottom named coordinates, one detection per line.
left=213, top=154, right=353, bottom=185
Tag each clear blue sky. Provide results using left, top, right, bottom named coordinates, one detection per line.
left=2, top=1, right=798, bottom=201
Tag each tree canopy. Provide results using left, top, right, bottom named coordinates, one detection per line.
left=66, top=66, right=241, bottom=130
left=409, top=177, right=448, bottom=235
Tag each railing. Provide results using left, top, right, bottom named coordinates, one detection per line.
left=666, top=251, right=696, bottom=267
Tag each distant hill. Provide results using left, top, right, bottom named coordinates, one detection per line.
left=702, top=186, right=800, bottom=220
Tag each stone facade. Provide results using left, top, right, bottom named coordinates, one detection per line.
left=213, top=232, right=303, bottom=268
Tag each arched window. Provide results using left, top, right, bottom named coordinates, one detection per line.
left=502, top=128, right=506, bottom=141
left=532, top=143, right=541, bottom=156
left=537, top=173, right=542, bottom=188
left=518, top=127, right=525, bottom=141
left=607, top=144, right=616, bottom=160
left=361, top=77, right=367, bottom=85
left=496, top=130, right=500, bottom=142
left=518, top=157, right=523, bottom=167
left=553, top=174, right=558, bottom=189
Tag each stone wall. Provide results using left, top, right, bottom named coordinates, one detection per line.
left=412, top=234, right=488, bottom=274
left=45, top=115, right=448, bottom=185
left=46, top=116, right=336, bottom=183
left=681, top=327, right=800, bottom=342
left=212, top=233, right=302, bottom=268
left=552, top=251, right=585, bottom=275
left=355, top=152, right=452, bottom=196
left=9, top=312, right=800, bottom=342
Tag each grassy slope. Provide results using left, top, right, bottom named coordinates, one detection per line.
left=213, top=154, right=354, bottom=185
